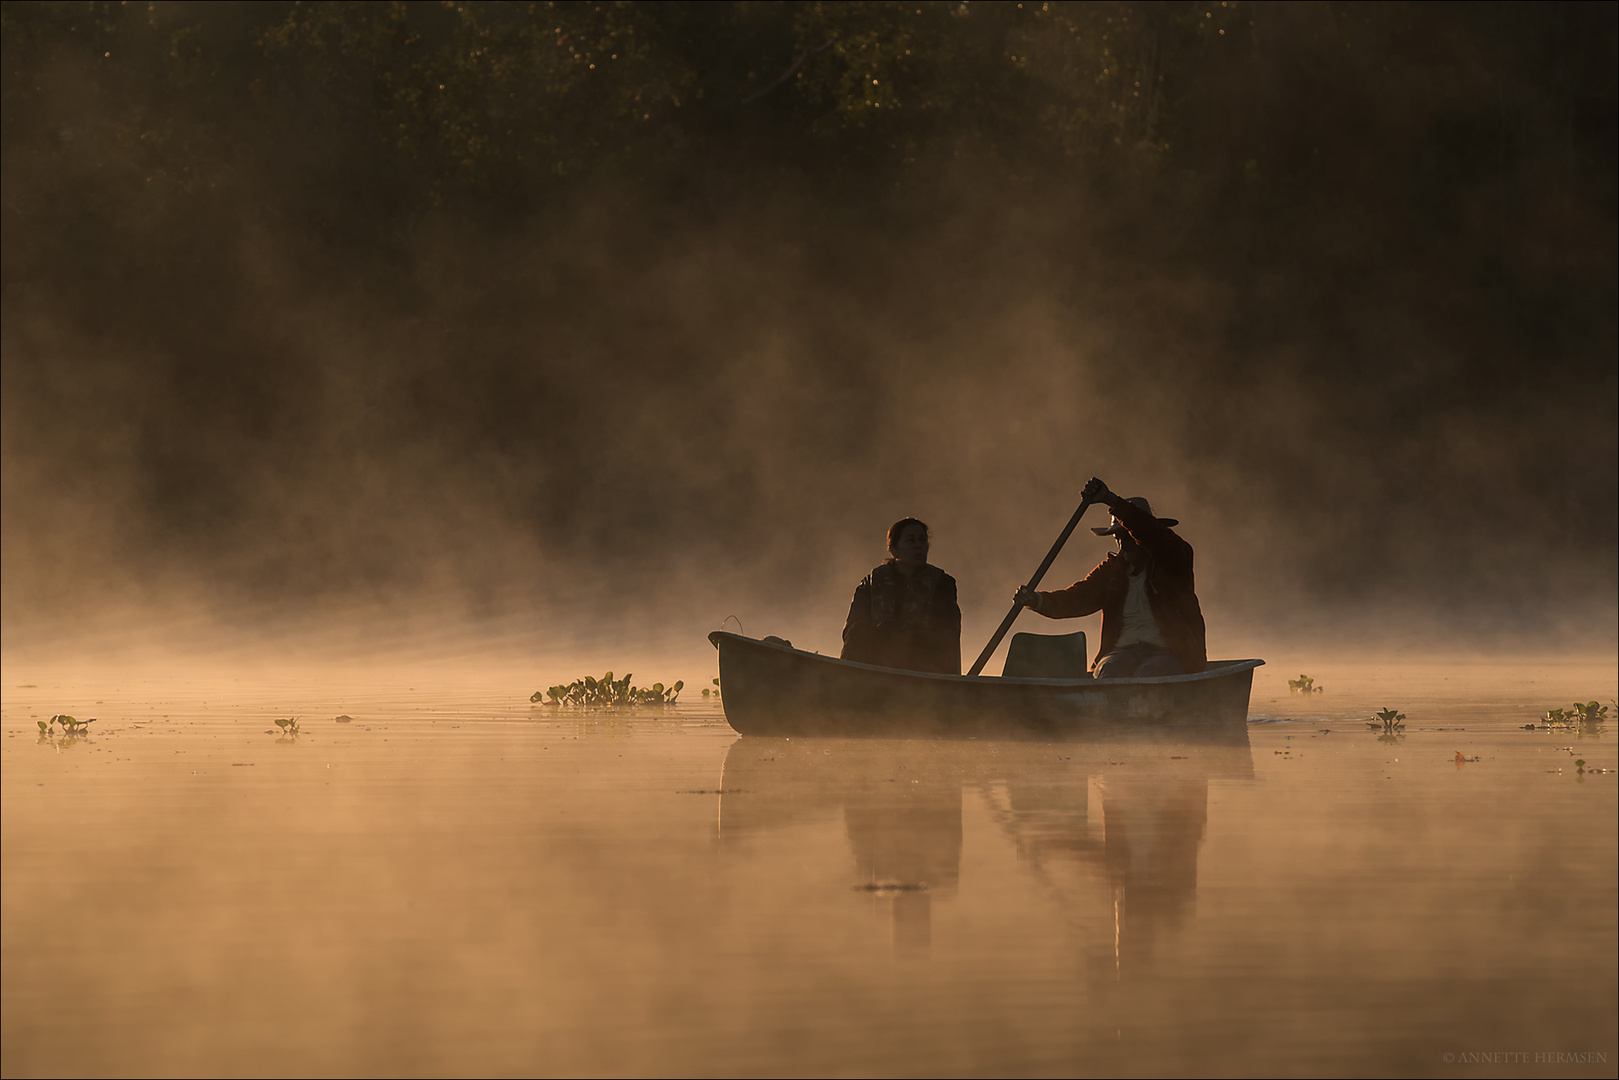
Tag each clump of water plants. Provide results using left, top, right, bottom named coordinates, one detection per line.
left=273, top=716, right=301, bottom=736
left=1367, top=708, right=1406, bottom=734
left=37, top=714, right=96, bottom=748
left=37, top=714, right=95, bottom=735
left=1576, top=701, right=1609, bottom=725
left=531, top=672, right=684, bottom=707
left=702, top=677, right=722, bottom=699
left=1539, top=701, right=1609, bottom=734
left=1288, top=674, right=1322, bottom=694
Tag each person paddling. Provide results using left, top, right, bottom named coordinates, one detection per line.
left=1013, top=478, right=1206, bottom=678
left=842, top=518, right=962, bottom=674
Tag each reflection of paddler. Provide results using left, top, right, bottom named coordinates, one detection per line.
left=976, top=748, right=1249, bottom=973
left=1097, top=773, right=1207, bottom=968
left=990, top=771, right=1215, bottom=971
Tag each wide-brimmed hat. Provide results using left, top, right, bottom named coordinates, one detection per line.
left=1091, top=496, right=1179, bottom=536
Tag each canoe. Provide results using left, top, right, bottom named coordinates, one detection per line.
left=708, top=631, right=1264, bottom=740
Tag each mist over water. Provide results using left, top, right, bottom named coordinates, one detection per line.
left=5, top=15, right=1617, bottom=1078
left=3, top=2, right=1615, bottom=673
left=4, top=660, right=1616, bottom=1077
left=6, top=13, right=1617, bottom=1075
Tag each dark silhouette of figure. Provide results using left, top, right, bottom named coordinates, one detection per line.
left=841, top=518, right=962, bottom=675
left=1015, top=477, right=1206, bottom=677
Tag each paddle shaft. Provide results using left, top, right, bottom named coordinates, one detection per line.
left=966, top=497, right=1095, bottom=677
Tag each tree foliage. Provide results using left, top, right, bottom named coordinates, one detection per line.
left=2, top=2, right=1614, bottom=621
left=17, top=1, right=1607, bottom=224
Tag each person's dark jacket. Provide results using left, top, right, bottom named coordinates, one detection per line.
left=1033, top=498, right=1207, bottom=673
left=841, top=561, right=961, bottom=675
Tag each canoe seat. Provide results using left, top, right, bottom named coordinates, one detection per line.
left=1001, top=631, right=1089, bottom=679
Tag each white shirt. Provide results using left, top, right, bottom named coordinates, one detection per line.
left=1114, top=569, right=1167, bottom=648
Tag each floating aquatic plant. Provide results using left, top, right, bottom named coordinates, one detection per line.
left=853, top=882, right=929, bottom=894
left=36, top=714, right=95, bottom=735
left=1539, top=701, right=1608, bottom=734
left=1367, top=708, right=1405, bottom=735
left=273, top=716, right=301, bottom=736
left=36, top=714, right=95, bottom=748
left=1288, top=674, right=1322, bottom=693
left=531, top=672, right=683, bottom=707
left=702, top=677, right=721, bottom=699
left=1572, top=701, right=1608, bottom=730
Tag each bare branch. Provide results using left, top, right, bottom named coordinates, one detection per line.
left=741, top=38, right=835, bottom=105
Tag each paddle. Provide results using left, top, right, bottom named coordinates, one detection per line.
left=966, top=496, right=1094, bottom=677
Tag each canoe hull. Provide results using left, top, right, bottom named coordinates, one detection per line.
left=710, top=632, right=1262, bottom=740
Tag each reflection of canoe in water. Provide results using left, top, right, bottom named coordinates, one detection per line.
left=715, top=737, right=1255, bottom=962
left=716, top=737, right=1256, bottom=838
left=709, top=631, right=1264, bottom=739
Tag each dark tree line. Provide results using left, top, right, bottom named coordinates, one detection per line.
left=2, top=2, right=1615, bottom=622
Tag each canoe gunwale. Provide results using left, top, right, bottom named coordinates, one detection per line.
left=707, top=631, right=1263, bottom=687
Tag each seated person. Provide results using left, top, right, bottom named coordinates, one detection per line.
left=841, top=518, right=962, bottom=674
left=1014, top=478, right=1206, bottom=678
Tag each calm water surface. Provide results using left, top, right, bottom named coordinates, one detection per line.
left=3, top=660, right=1615, bottom=1077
